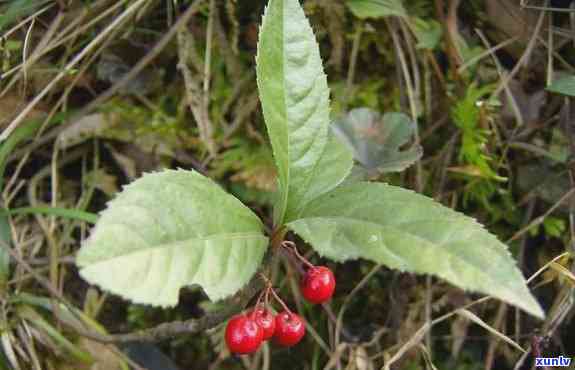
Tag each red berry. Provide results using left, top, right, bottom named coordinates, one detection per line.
left=301, top=266, right=336, bottom=304
left=273, top=311, right=305, bottom=347
left=248, top=307, right=276, bottom=341
left=225, top=314, right=263, bottom=354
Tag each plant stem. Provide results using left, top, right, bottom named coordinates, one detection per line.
left=259, top=273, right=291, bottom=314
left=269, top=287, right=291, bottom=314
left=281, top=241, right=314, bottom=269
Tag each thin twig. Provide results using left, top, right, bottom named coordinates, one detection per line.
left=201, top=0, right=217, bottom=156
left=491, top=0, right=549, bottom=98
left=507, top=188, right=575, bottom=242
left=445, top=0, right=462, bottom=72
left=381, top=249, right=567, bottom=368
left=335, top=265, right=381, bottom=347
left=521, top=0, right=575, bottom=12
left=342, top=22, right=362, bottom=109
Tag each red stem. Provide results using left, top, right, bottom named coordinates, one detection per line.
left=254, top=289, right=266, bottom=310
left=281, top=241, right=314, bottom=269
left=264, top=286, right=271, bottom=307
left=259, top=273, right=292, bottom=314
left=269, top=287, right=291, bottom=314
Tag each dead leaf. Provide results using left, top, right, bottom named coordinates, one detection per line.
left=105, top=143, right=138, bottom=180
left=97, top=53, right=160, bottom=95
left=0, top=93, right=47, bottom=128
left=230, top=165, right=277, bottom=192
left=84, top=169, right=118, bottom=196
left=500, top=79, right=546, bottom=128
left=517, top=164, right=571, bottom=213
left=486, top=0, right=547, bottom=59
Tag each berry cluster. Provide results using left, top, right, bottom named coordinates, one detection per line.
left=225, top=242, right=336, bottom=355
left=224, top=282, right=306, bottom=355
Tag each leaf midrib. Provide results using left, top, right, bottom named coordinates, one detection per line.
left=280, top=0, right=290, bottom=225
left=80, top=231, right=267, bottom=265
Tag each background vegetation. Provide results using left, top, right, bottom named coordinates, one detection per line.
left=1, top=0, right=574, bottom=369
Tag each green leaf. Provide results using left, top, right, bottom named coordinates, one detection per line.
left=0, top=0, right=51, bottom=32
left=411, top=18, right=443, bottom=50
left=76, top=169, right=268, bottom=307
left=547, top=75, right=575, bottom=97
left=346, top=0, right=406, bottom=19
left=288, top=182, right=544, bottom=319
left=256, top=0, right=353, bottom=224
left=0, top=214, right=11, bottom=290
left=332, top=109, right=422, bottom=174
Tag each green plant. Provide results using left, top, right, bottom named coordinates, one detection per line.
left=451, top=83, right=500, bottom=182
left=0, top=0, right=51, bottom=32
left=450, top=83, right=507, bottom=213
left=75, top=0, right=543, bottom=352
